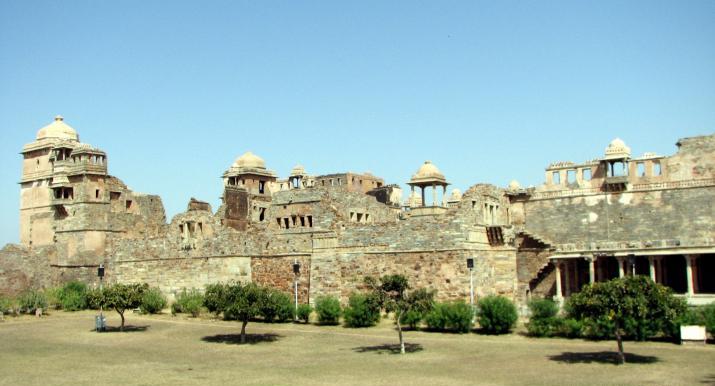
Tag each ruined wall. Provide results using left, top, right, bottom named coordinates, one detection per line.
left=523, top=186, right=715, bottom=248
left=309, top=247, right=517, bottom=305
left=0, top=244, right=53, bottom=295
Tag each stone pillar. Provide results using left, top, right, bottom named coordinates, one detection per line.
left=685, top=255, right=695, bottom=296
left=617, top=256, right=625, bottom=278
left=629, top=256, right=636, bottom=276
left=554, top=260, right=563, bottom=301
left=442, top=185, right=447, bottom=207
left=648, top=256, right=656, bottom=282
left=587, top=256, right=595, bottom=283
left=563, top=260, right=571, bottom=297
left=432, top=183, right=437, bottom=206
left=420, top=187, right=425, bottom=207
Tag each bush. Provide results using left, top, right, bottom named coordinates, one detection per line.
left=173, top=289, right=203, bottom=317
left=557, top=318, right=583, bottom=339
left=44, top=287, right=63, bottom=310
left=315, top=296, right=341, bottom=325
left=58, top=281, right=88, bottom=311
left=140, top=287, right=167, bottom=314
left=204, top=283, right=229, bottom=316
left=0, top=295, right=15, bottom=314
left=18, top=289, right=48, bottom=314
left=343, top=293, right=381, bottom=328
left=679, top=304, right=715, bottom=335
left=526, top=298, right=559, bottom=337
left=477, top=295, right=517, bottom=334
left=400, top=309, right=425, bottom=330
left=86, top=288, right=103, bottom=310
left=260, top=289, right=293, bottom=323
left=296, top=303, right=312, bottom=323
left=425, top=301, right=473, bottom=333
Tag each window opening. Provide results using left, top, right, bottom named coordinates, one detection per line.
left=653, top=162, right=662, bottom=176
left=582, top=168, right=592, bottom=181
left=637, top=162, right=645, bottom=177
left=552, top=171, right=561, bottom=185
left=566, top=170, right=576, bottom=184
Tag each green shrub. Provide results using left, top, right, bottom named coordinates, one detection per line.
left=557, top=318, right=583, bottom=339
left=58, top=281, right=88, bottom=311
left=425, top=301, right=473, bottom=333
left=18, top=289, right=48, bottom=314
left=204, top=283, right=229, bottom=316
left=0, top=295, right=15, bottom=314
left=679, top=304, right=715, bottom=335
left=704, top=304, right=715, bottom=335
left=477, top=295, right=517, bottom=334
left=174, top=289, right=203, bottom=317
left=343, top=293, right=381, bottom=328
left=400, top=309, right=425, bottom=330
left=526, top=298, right=560, bottom=337
left=140, top=287, right=167, bottom=314
left=315, top=296, right=341, bottom=325
left=260, top=289, right=293, bottom=323
left=86, top=288, right=103, bottom=310
left=296, top=303, right=312, bottom=323
left=44, top=287, right=63, bottom=310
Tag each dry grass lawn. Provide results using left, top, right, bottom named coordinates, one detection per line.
left=1, top=311, right=713, bottom=386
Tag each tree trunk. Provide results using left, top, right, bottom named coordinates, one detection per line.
left=615, top=329, right=625, bottom=365
left=119, top=309, right=125, bottom=332
left=240, top=320, right=248, bottom=344
left=397, top=314, right=405, bottom=354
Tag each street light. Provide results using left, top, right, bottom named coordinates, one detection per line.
left=467, top=258, right=475, bottom=308
left=96, top=263, right=106, bottom=332
left=293, top=260, right=300, bottom=321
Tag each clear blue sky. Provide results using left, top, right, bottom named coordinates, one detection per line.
left=1, top=1, right=713, bottom=246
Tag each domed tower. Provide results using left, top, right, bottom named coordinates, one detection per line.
left=222, top=151, right=277, bottom=230
left=408, top=161, right=449, bottom=206
left=20, top=116, right=109, bottom=248
left=601, top=138, right=632, bottom=191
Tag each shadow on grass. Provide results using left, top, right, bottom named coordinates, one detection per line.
left=548, top=351, right=659, bottom=365
left=352, top=343, right=423, bottom=355
left=701, top=374, right=715, bottom=385
left=93, top=325, right=150, bottom=333
left=201, top=333, right=282, bottom=345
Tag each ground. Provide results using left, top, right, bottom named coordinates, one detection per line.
left=1, top=311, right=713, bottom=386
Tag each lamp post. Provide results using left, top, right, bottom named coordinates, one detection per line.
left=97, top=263, right=105, bottom=332
left=293, top=260, right=300, bottom=321
left=467, top=258, right=475, bottom=308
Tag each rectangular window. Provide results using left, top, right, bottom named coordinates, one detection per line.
left=126, top=200, right=132, bottom=209
left=566, top=170, right=576, bottom=184
left=307, top=215, right=313, bottom=227
left=582, top=168, right=592, bottom=181
left=258, top=180, right=265, bottom=194
left=110, top=192, right=120, bottom=200
left=552, top=171, right=561, bottom=185
left=637, top=162, right=645, bottom=177
left=653, top=162, right=662, bottom=176
left=95, top=189, right=100, bottom=199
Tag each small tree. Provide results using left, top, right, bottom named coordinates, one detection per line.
left=223, top=282, right=264, bottom=343
left=94, top=283, right=148, bottom=331
left=568, top=276, right=686, bottom=364
left=367, top=275, right=435, bottom=354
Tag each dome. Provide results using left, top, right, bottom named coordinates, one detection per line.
left=449, top=188, right=462, bottom=202
left=604, top=138, right=631, bottom=160
left=409, top=161, right=447, bottom=185
left=508, top=180, right=521, bottom=190
left=233, top=151, right=266, bottom=169
left=290, top=164, right=306, bottom=176
left=36, top=115, right=79, bottom=141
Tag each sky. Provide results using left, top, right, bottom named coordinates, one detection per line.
left=1, top=1, right=713, bottom=246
